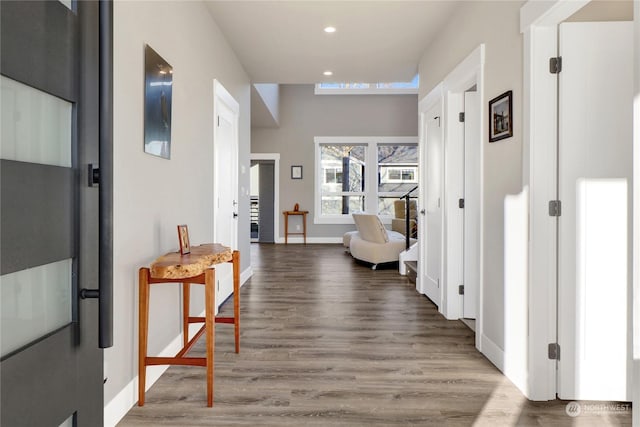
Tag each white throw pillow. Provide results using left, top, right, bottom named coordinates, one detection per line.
left=352, top=214, right=389, bottom=244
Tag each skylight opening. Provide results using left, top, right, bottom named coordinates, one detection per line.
left=315, top=75, right=419, bottom=95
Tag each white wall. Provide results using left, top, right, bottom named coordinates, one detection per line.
left=251, top=85, right=418, bottom=241
left=418, top=1, right=524, bottom=366
left=105, top=2, right=250, bottom=425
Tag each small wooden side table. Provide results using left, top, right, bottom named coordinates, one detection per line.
left=283, top=210, right=309, bottom=244
left=138, top=244, right=240, bottom=407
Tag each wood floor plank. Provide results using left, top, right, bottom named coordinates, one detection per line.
left=119, top=244, right=631, bottom=426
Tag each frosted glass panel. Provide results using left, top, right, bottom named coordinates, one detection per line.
left=59, top=414, right=74, bottom=427
left=58, top=0, right=72, bottom=10
left=1, top=259, right=72, bottom=357
left=0, top=76, right=72, bottom=168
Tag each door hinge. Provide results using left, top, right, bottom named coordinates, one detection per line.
left=88, top=163, right=100, bottom=187
left=437, top=278, right=440, bottom=288
left=548, top=200, right=562, bottom=217
left=458, top=285, right=464, bottom=295
left=217, top=115, right=220, bottom=127
left=459, top=112, right=465, bottom=122
left=458, top=198, right=465, bottom=209
left=548, top=343, right=560, bottom=360
left=549, top=57, right=562, bottom=74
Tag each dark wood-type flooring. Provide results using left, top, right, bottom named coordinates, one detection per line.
left=120, top=244, right=632, bottom=426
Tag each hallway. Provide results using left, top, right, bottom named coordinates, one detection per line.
left=120, top=244, right=631, bottom=426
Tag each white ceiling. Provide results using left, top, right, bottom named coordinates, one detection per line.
left=205, top=1, right=460, bottom=84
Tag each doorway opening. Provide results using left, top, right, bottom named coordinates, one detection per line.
left=250, top=153, right=280, bottom=244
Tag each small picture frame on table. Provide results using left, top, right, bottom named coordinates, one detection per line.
left=177, top=224, right=191, bottom=255
left=291, top=165, right=303, bottom=179
left=489, top=90, right=513, bottom=142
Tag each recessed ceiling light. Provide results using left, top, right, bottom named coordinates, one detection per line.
left=323, top=71, right=333, bottom=76
left=324, top=26, right=336, bottom=33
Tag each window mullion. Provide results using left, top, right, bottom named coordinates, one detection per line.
left=365, top=141, right=378, bottom=214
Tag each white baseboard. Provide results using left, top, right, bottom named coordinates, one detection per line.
left=275, top=237, right=343, bottom=244
left=104, top=334, right=183, bottom=427
left=240, top=266, right=253, bottom=285
left=480, top=333, right=504, bottom=373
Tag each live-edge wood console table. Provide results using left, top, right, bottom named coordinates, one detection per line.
left=138, top=244, right=240, bottom=407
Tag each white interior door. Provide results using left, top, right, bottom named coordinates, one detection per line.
left=463, top=91, right=480, bottom=319
left=420, top=103, right=443, bottom=306
left=213, top=81, right=239, bottom=307
left=557, top=21, right=633, bottom=401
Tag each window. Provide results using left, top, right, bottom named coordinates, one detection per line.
left=324, top=167, right=343, bottom=184
left=315, top=75, right=419, bottom=95
left=314, top=137, right=418, bottom=224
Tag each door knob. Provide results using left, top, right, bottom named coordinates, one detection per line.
left=233, top=212, right=238, bottom=218
left=420, top=209, right=426, bottom=215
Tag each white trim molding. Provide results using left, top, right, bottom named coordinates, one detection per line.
left=240, top=266, right=253, bottom=286
left=250, top=153, right=281, bottom=243
left=481, top=333, right=505, bottom=373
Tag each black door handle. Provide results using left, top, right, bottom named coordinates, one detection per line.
left=233, top=212, right=238, bottom=218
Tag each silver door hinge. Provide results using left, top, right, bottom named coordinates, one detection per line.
left=548, top=200, right=562, bottom=217
left=458, top=285, right=464, bottom=295
left=549, top=57, right=562, bottom=74
left=459, top=112, right=465, bottom=122
left=548, top=343, right=560, bottom=360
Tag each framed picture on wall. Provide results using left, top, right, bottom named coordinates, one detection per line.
left=177, top=224, right=191, bottom=255
left=291, top=165, right=303, bottom=179
left=489, top=90, right=513, bottom=142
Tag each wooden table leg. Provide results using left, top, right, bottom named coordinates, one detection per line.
left=204, top=268, right=216, bottom=407
left=182, top=282, right=190, bottom=348
left=303, top=212, right=307, bottom=244
left=284, top=212, right=289, bottom=244
left=232, top=250, right=240, bottom=353
left=138, top=268, right=150, bottom=406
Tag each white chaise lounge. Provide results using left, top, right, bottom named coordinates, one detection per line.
left=347, top=213, right=416, bottom=270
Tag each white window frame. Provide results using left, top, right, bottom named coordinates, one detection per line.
left=314, top=136, right=418, bottom=224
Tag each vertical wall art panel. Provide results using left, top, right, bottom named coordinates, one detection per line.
left=144, top=45, right=172, bottom=159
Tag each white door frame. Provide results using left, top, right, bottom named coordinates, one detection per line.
left=418, top=83, right=444, bottom=304
left=250, top=153, right=280, bottom=243
left=418, top=46, right=485, bottom=350
left=523, top=0, right=639, bottom=410
left=213, top=79, right=239, bottom=248
left=441, top=45, right=484, bottom=333
left=520, top=0, right=590, bottom=401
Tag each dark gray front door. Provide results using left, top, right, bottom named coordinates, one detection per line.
left=258, top=161, right=275, bottom=243
left=1, top=1, right=107, bottom=425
